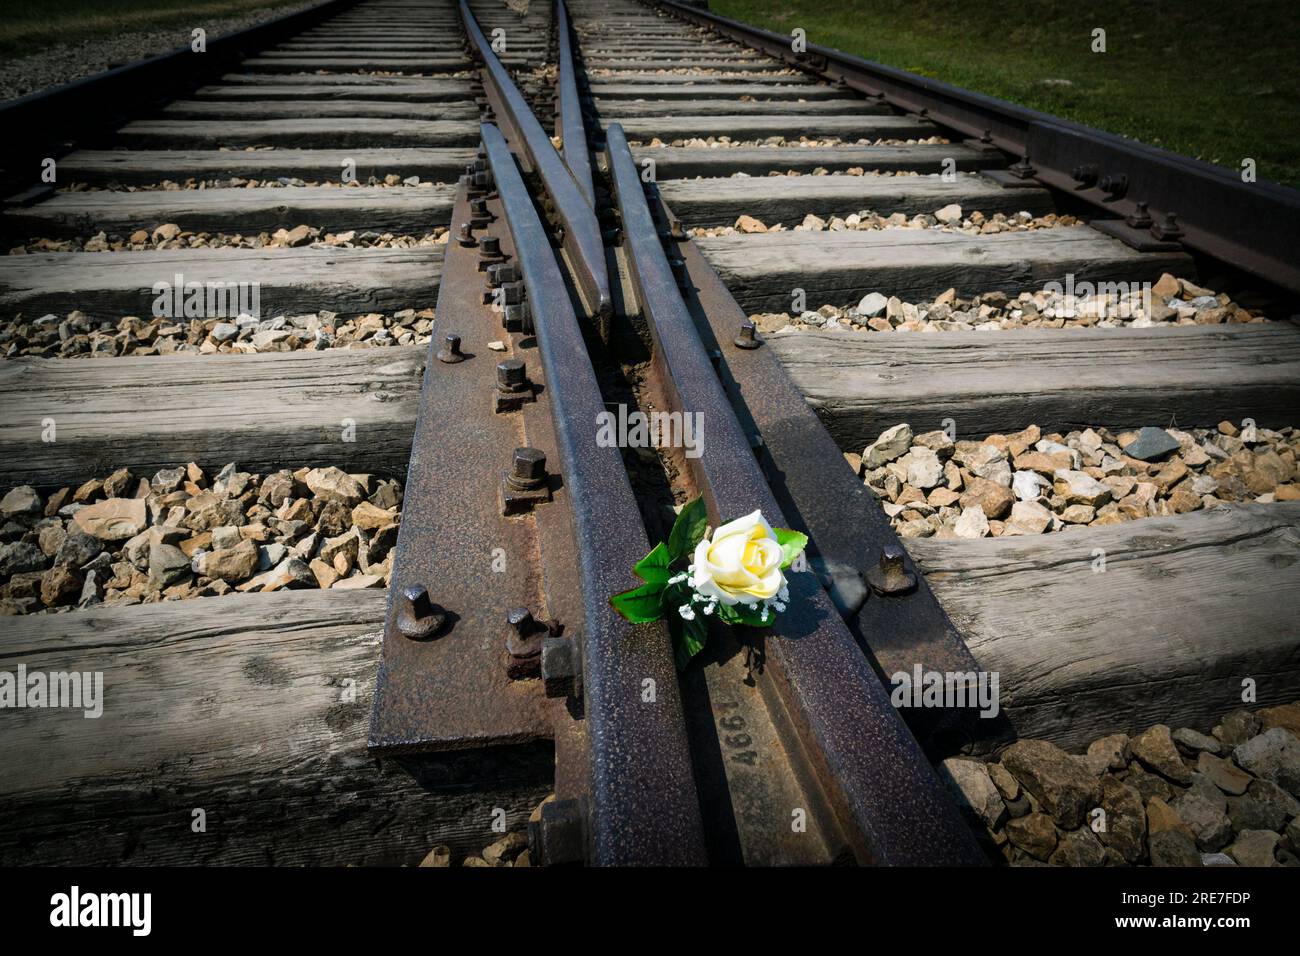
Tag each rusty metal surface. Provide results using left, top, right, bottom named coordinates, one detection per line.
left=653, top=0, right=1300, bottom=295
left=606, top=122, right=985, bottom=865
left=656, top=201, right=1001, bottom=755
left=554, top=0, right=594, bottom=206
left=369, top=177, right=553, bottom=755
left=481, top=123, right=708, bottom=865
left=460, top=1, right=611, bottom=318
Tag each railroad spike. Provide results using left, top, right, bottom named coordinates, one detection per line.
left=864, top=544, right=918, bottom=596
left=436, top=333, right=466, bottom=364
left=733, top=321, right=761, bottom=350
left=395, top=585, right=446, bottom=640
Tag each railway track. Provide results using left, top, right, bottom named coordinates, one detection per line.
left=0, top=0, right=1297, bottom=868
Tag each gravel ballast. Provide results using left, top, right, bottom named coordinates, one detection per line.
left=849, top=420, right=1299, bottom=539
left=940, top=701, right=1300, bottom=866
left=0, top=464, right=403, bottom=614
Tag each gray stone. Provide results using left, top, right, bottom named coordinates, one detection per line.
left=1234, top=728, right=1300, bottom=797
left=1227, top=794, right=1287, bottom=833
left=1171, top=792, right=1233, bottom=852
left=148, top=542, right=190, bottom=588
left=1011, top=469, right=1050, bottom=502
left=0, top=485, right=42, bottom=517
left=938, top=758, right=1007, bottom=830
left=1130, top=724, right=1193, bottom=784
left=862, top=423, right=913, bottom=469
left=54, top=530, right=102, bottom=570
left=151, top=467, right=185, bottom=492
left=211, top=322, right=239, bottom=342
left=0, top=541, right=47, bottom=576
left=856, top=292, right=889, bottom=317
left=1226, top=829, right=1279, bottom=867
left=1001, top=739, right=1098, bottom=829
left=1149, top=829, right=1202, bottom=866
left=904, top=447, right=944, bottom=489
left=211, top=526, right=242, bottom=550
left=1247, top=778, right=1300, bottom=821
left=1172, top=727, right=1222, bottom=756
left=1049, top=827, right=1106, bottom=867
left=258, top=542, right=288, bottom=572
left=1186, top=772, right=1229, bottom=812
left=1201, top=852, right=1237, bottom=866
left=1124, top=426, right=1182, bottom=461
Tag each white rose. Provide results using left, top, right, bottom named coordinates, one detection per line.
left=691, top=510, right=784, bottom=606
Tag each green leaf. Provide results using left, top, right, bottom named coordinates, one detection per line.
left=610, top=580, right=667, bottom=624
left=667, top=496, right=709, bottom=561
left=669, top=611, right=709, bottom=670
left=633, top=541, right=672, bottom=585
left=774, top=528, right=808, bottom=569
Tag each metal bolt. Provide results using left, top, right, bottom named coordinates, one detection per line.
left=496, top=359, right=529, bottom=392
left=508, top=447, right=547, bottom=490
left=1151, top=212, right=1183, bottom=241
left=669, top=218, right=686, bottom=240
left=456, top=222, right=476, bottom=247
left=864, top=544, right=917, bottom=596
left=980, top=129, right=993, bottom=144
left=1126, top=201, right=1153, bottom=229
left=506, top=607, right=544, bottom=679
left=480, top=235, right=502, bottom=258
left=396, top=585, right=445, bottom=639
left=1008, top=153, right=1036, bottom=179
left=1071, top=163, right=1099, bottom=186
left=1098, top=173, right=1128, bottom=198
left=733, top=321, right=761, bottom=350
left=436, top=333, right=465, bottom=364
left=470, top=197, right=491, bottom=226
left=507, top=606, right=535, bottom=638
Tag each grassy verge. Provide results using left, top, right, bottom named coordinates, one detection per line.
left=711, top=0, right=1300, bottom=188
left=0, top=0, right=308, bottom=58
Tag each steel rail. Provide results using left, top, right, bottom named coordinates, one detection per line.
left=652, top=0, right=1300, bottom=295
left=459, top=1, right=612, bottom=320
left=640, top=194, right=997, bottom=756
left=554, top=0, right=595, bottom=206
left=0, top=0, right=363, bottom=196
left=605, top=122, right=986, bottom=865
left=480, top=123, right=707, bottom=866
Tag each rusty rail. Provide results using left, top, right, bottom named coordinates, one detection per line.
left=478, top=124, right=707, bottom=865
left=459, top=0, right=611, bottom=319
left=554, top=0, right=594, bottom=206
left=605, top=122, right=986, bottom=865
left=652, top=0, right=1300, bottom=295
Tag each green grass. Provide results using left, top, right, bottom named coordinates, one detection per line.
left=712, top=0, right=1300, bottom=188
left=0, top=0, right=300, bottom=58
